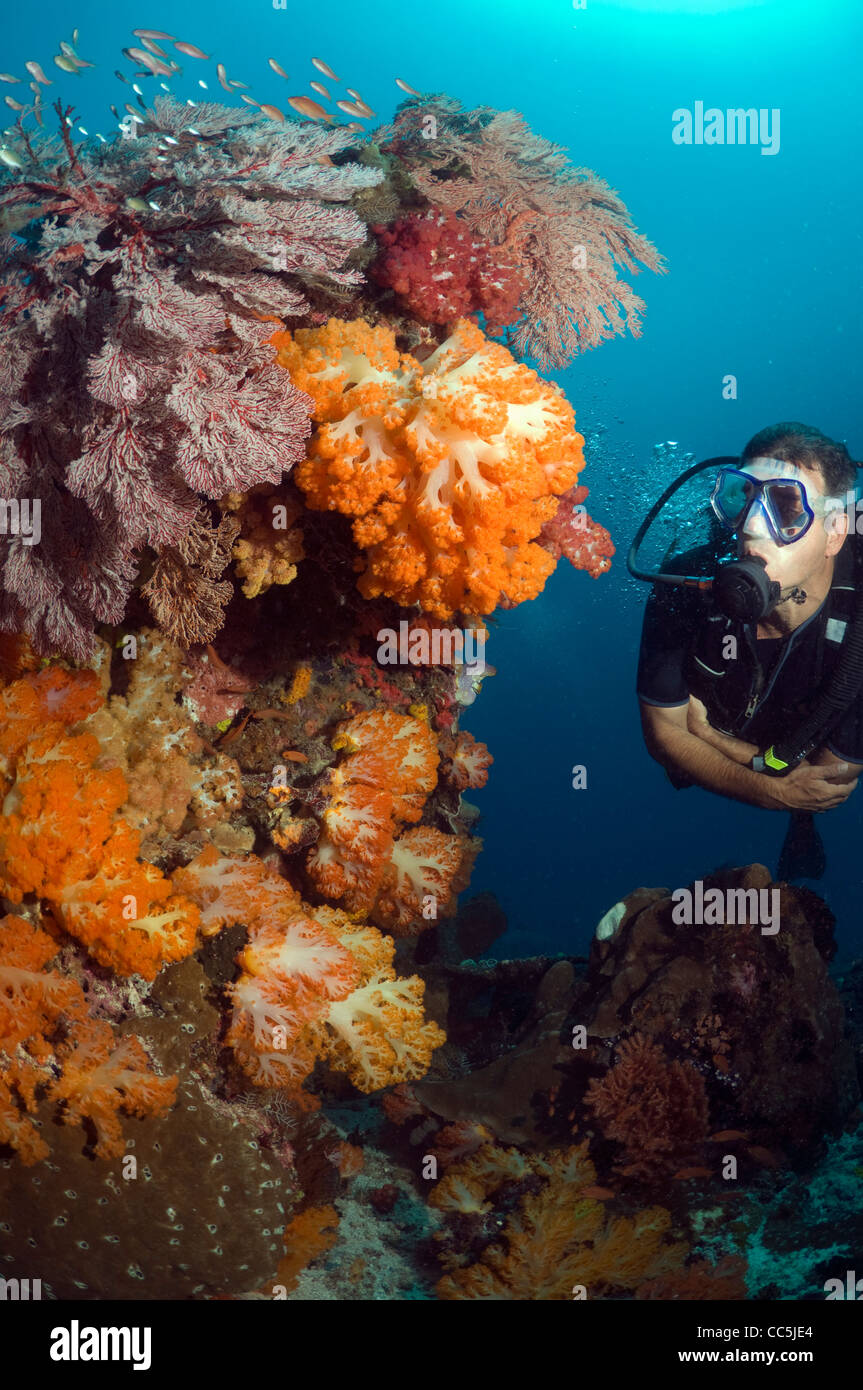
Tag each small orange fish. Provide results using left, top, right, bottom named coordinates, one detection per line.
left=229, top=79, right=248, bottom=89
left=311, top=57, right=339, bottom=81
left=133, top=29, right=176, bottom=40
left=344, top=122, right=364, bottom=133
left=673, top=1167, right=713, bottom=1181
left=140, top=38, right=170, bottom=58
left=708, top=1130, right=750, bottom=1143
left=240, top=94, right=261, bottom=106
left=216, top=63, right=232, bottom=93
left=336, top=100, right=368, bottom=119
left=268, top=58, right=289, bottom=79
left=4, top=96, right=25, bottom=111
left=746, top=1145, right=782, bottom=1169
left=0, top=73, right=21, bottom=84
left=25, top=61, right=51, bottom=86
left=309, top=80, right=329, bottom=99
left=173, top=41, right=210, bottom=60
left=259, top=103, right=285, bottom=123
left=288, top=94, right=331, bottom=122
left=396, top=77, right=421, bottom=96
left=346, top=87, right=362, bottom=100
left=128, top=47, right=174, bottom=78
left=580, top=1186, right=615, bottom=1200
left=282, top=750, right=309, bottom=764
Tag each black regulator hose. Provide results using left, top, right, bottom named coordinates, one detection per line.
left=627, top=456, right=739, bottom=588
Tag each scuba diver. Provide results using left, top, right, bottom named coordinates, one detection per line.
left=631, top=423, right=863, bottom=880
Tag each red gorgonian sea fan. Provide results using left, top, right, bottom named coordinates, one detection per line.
left=373, top=96, right=665, bottom=370
left=0, top=96, right=383, bottom=658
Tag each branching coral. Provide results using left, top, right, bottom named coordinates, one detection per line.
left=0, top=96, right=383, bottom=658
left=585, top=1034, right=710, bottom=1182
left=0, top=914, right=176, bottom=1164
left=434, top=1143, right=687, bottom=1299
left=374, top=96, right=665, bottom=369
left=175, top=849, right=445, bottom=1096
left=141, top=507, right=241, bottom=648
left=272, top=316, right=593, bottom=617
left=370, top=210, right=527, bottom=332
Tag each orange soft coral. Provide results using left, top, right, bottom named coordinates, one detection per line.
left=0, top=913, right=176, bottom=1164
left=49, top=1020, right=177, bottom=1160
left=56, top=824, right=200, bottom=979
left=441, top=730, right=493, bottom=791
left=272, top=317, right=585, bottom=617
left=306, top=709, right=444, bottom=915
left=270, top=1205, right=339, bottom=1295
left=177, top=852, right=445, bottom=1096
left=373, top=825, right=470, bottom=935
left=303, top=916, right=446, bottom=1092
left=0, top=669, right=201, bottom=980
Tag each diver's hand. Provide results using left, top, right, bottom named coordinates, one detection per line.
left=769, top=759, right=858, bottom=812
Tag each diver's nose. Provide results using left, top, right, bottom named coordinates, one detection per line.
left=741, top=499, right=770, bottom=539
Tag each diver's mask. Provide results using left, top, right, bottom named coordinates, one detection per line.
left=628, top=454, right=846, bottom=622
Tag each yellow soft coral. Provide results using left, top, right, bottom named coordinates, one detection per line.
left=272, top=317, right=584, bottom=617
left=304, top=917, right=445, bottom=1092
left=219, top=484, right=305, bottom=598
left=85, top=630, right=249, bottom=859
left=435, top=1144, right=687, bottom=1300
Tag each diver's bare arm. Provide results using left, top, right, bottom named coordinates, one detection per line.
left=685, top=696, right=758, bottom=765
left=639, top=702, right=856, bottom=811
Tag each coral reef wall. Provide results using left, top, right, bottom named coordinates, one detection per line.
left=0, top=37, right=665, bottom=1299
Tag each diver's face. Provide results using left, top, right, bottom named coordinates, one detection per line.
left=735, top=459, right=846, bottom=589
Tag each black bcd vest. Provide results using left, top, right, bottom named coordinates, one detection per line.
left=685, top=540, right=858, bottom=746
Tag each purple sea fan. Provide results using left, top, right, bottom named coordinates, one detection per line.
left=0, top=96, right=383, bottom=657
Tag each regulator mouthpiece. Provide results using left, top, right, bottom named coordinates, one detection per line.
left=713, top=555, right=781, bottom=621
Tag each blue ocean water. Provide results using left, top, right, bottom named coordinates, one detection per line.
left=5, top=0, right=861, bottom=960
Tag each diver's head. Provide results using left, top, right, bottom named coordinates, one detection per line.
left=713, top=424, right=858, bottom=615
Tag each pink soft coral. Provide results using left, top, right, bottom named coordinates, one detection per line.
left=370, top=210, right=527, bottom=333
